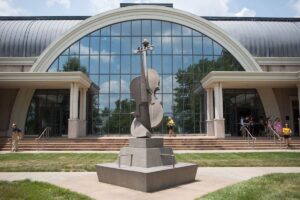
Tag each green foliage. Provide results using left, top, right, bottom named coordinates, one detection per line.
left=199, top=173, right=300, bottom=200
left=173, top=51, right=243, bottom=133
left=63, top=57, right=87, bottom=74
left=101, top=99, right=135, bottom=134
left=0, top=179, right=92, bottom=200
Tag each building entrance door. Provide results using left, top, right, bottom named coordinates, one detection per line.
left=223, top=89, right=265, bottom=137
left=25, top=89, right=69, bottom=136
left=39, top=106, right=68, bottom=137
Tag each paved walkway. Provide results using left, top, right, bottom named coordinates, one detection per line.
left=1, top=167, right=300, bottom=200
left=1, top=149, right=300, bottom=154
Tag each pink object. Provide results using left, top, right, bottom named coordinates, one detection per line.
left=274, top=121, right=282, bottom=134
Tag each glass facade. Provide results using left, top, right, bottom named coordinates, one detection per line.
left=26, top=19, right=265, bottom=135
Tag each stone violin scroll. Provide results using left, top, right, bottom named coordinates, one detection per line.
left=130, top=39, right=164, bottom=138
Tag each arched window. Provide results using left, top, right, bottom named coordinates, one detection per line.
left=27, top=20, right=265, bottom=135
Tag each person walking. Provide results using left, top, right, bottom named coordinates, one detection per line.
left=282, top=123, right=292, bottom=148
left=167, top=116, right=175, bottom=137
left=11, top=123, right=21, bottom=152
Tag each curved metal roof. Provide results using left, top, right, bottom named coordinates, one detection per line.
left=0, top=18, right=81, bottom=57
left=0, top=16, right=300, bottom=57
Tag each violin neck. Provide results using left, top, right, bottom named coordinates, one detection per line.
left=141, top=48, right=150, bottom=90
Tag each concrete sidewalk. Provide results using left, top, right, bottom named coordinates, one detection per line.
left=1, top=149, right=300, bottom=154
left=1, top=167, right=300, bottom=200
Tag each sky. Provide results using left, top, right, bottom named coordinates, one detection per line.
left=0, top=0, right=300, bottom=17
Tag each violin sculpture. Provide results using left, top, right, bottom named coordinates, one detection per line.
left=130, top=39, right=164, bottom=138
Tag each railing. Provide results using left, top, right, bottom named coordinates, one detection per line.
left=35, top=127, right=51, bottom=151
left=267, top=126, right=283, bottom=148
left=118, top=154, right=133, bottom=168
left=160, top=154, right=176, bottom=168
left=240, top=125, right=256, bottom=146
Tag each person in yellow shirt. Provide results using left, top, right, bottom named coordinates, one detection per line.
left=282, top=123, right=292, bottom=147
left=167, top=116, right=175, bottom=137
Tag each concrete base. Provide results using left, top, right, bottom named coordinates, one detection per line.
left=68, top=119, right=87, bottom=138
left=214, top=119, right=225, bottom=138
left=206, top=120, right=214, bottom=136
left=96, top=162, right=198, bottom=192
left=120, top=138, right=174, bottom=168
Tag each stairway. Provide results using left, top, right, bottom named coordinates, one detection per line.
left=0, top=137, right=299, bottom=151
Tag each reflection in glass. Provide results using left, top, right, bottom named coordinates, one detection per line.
left=90, top=37, right=100, bottom=54
left=111, top=55, right=120, bottom=74
left=121, top=55, right=130, bottom=74
left=110, top=75, right=120, bottom=94
left=43, top=19, right=249, bottom=135
left=152, top=37, right=161, bottom=54
left=162, top=55, right=172, bottom=74
left=121, top=21, right=131, bottom=36
left=162, top=37, right=172, bottom=54
left=142, top=20, right=151, bottom=35
left=203, top=37, right=213, bottom=55
left=121, top=37, right=131, bottom=54
left=132, top=20, right=141, bottom=36
left=100, top=37, right=110, bottom=54
left=152, top=20, right=161, bottom=35
left=172, top=37, right=182, bottom=54
left=70, top=41, right=79, bottom=55
left=132, top=55, right=141, bottom=74
left=183, top=37, right=192, bottom=54
left=100, top=55, right=110, bottom=74
left=101, top=26, right=110, bottom=36
left=162, top=21, right=171, bottom=36
left=193, top=37, right=202, bottom=54
left=80, top=37, right=89, bottom=54
left=173, top=55, right=182, bottom=73
left=111, top=37, right=120, bottom=54
left=172, top=23, right=182, bottom=36
left=162, top=75, right=173, bottom=93
left=111, top=23, right=121, bottom=36
left=182, top=26, right=192, bottom=36
left=152, top=55, right=162, bottom=73
left=90, top=55, right=99, bottom=74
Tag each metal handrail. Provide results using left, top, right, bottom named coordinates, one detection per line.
left=160, top=154, right=175, bottom=168
left=118, top=154, right=133, bottom=168
left=268, top=126, right=283, bottom=148
left=240, top=125, right=256, bottom=146
left=35, top=127, right=51, bottom=151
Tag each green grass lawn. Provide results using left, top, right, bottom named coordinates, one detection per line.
left=0, top=152, right=299, bottom=172
left=198, top=173, right=300, bottom=200
left=0, top=179, right=92, bottom=200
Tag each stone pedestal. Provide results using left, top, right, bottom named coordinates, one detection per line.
left=96, top=138, right=197, bottom=192
left=206, top=120, right=214, bottom=136
left=214, top=119, right=225, bottom=138
left=68, top=119, right=86, bottom=138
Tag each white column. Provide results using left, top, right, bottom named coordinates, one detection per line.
left=69, top=83, right=74, bottom=119
left=79, top=88, right=87, bottom=120
left=213, top=82, right=225, bottom=138
left=206, top=88, right=213, bottom=120
left=72, top=83, right=79, bottom=119
left=206, top=88, right=214, bottom=136
left=214, top=83, right=220, bottom=119
left=219, top=83, right=224, bottom=119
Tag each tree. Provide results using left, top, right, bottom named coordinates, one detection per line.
left=173, top=52, right=244, bottom=133
left=63, top=57, right=87, bottom=74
